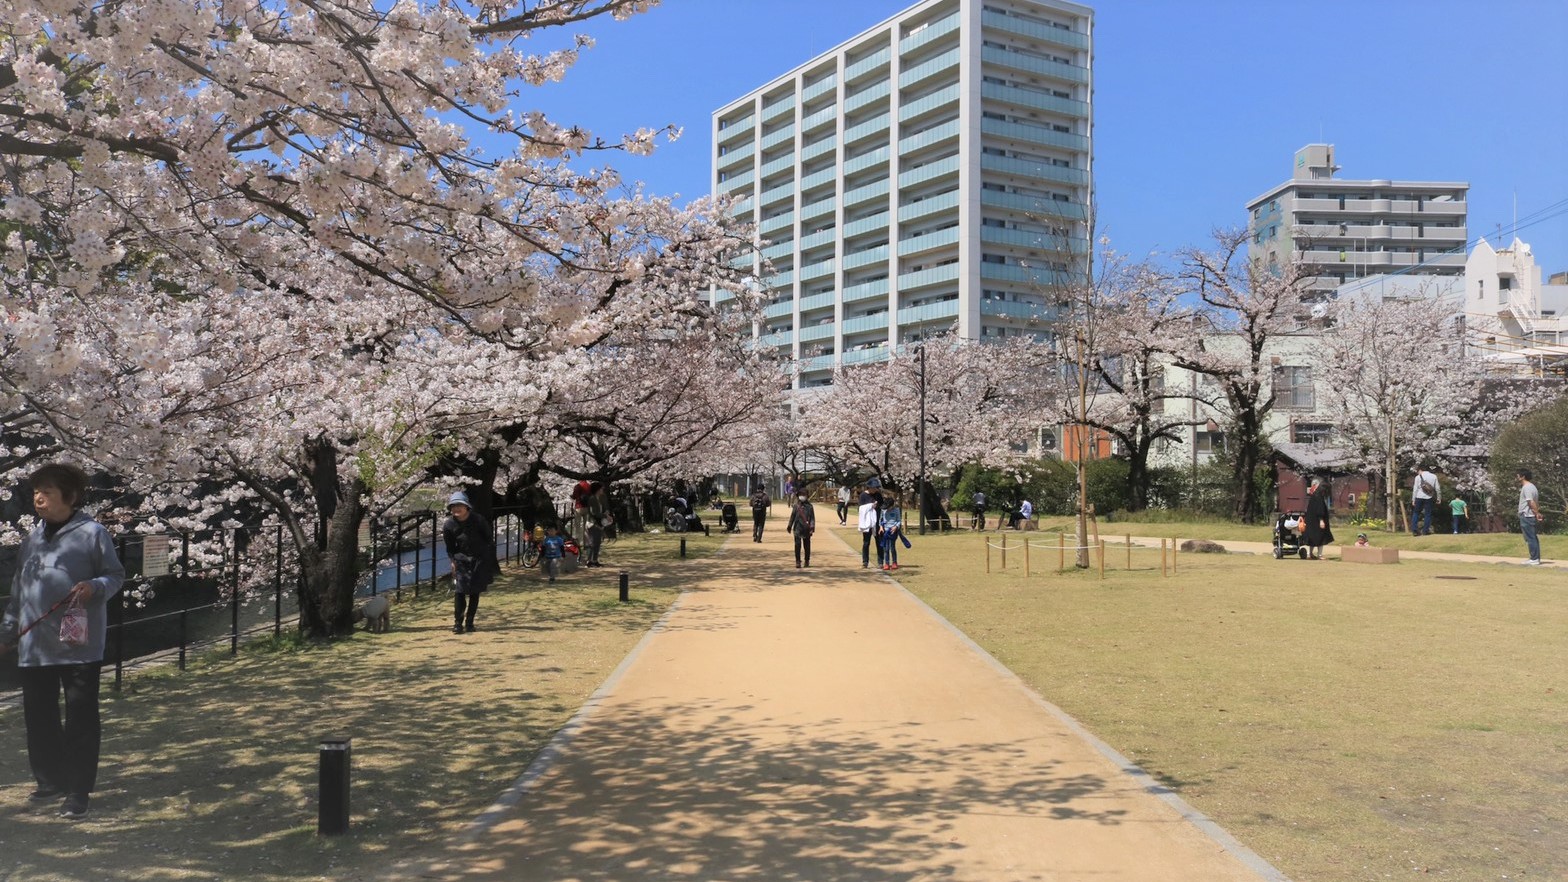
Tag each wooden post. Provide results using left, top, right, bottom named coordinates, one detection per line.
left=985, top=534, right=991, bottom=574
left=1024, top=536, right=1031, bottom=576
left=1161, top=538, right=1168, bottom=576
left=1172, top=538, right=1178, bottom=574
left=1098, top=539, right=1105, bottom=579
left=1001, top=533, right=1008, bottom=570
left=1126, top=534, right=1131, bottom=570
left=1058, top=531, right=1065, bottom=572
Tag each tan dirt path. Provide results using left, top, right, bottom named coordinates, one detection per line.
left=410, top=519, right=1286, bottom=882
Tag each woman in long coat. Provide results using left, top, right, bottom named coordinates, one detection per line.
left=1303, top=477, right=1336, bottom=560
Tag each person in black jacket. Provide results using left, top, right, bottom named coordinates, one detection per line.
left=1303, top=477, right=1335, bottom=560
left=786, top=494, right=816, bottom=568
left=443, top=491, right=499, bottom=634
left=749, top=486, right=771, bottom=543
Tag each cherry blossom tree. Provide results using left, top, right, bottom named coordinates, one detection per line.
left=1317, top=293, right=1514, bottom=525
left=0, top=0, right=766, bottom=636
left=1169, top=231, right=1312, bottom=523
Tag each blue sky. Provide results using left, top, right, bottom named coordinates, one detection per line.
left=519, top=0, right=1568, bottom=270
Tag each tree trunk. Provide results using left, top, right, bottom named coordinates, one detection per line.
left=296, top=476, right=367, bottom=639
left=1127, top=443, right=1150, bottom=512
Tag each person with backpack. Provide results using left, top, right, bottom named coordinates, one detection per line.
left=443, top=491, right=499, bottom=634
left=749, top=485, right=771, bottom=543
left=1411, top=466, right=1441, bottom=537
left=786, top=494, right=816, bottom=568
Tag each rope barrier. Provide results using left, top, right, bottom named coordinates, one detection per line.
left=978, top=531, right=1179, bottom=578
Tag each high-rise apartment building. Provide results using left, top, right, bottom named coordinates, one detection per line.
left=1246, top=145, right=1468, bottom=298
left=712, top=0, right=1094, bottom=387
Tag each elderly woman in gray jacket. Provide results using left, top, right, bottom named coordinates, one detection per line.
left=1, top=463, right=125, bottom=820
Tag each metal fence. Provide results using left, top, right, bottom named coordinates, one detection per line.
left=2, top=508, right=538, bottom=694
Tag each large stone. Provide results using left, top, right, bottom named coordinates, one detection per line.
left=1179, top=539, right=1226, bottom=554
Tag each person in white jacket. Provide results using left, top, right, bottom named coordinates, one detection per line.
left=857, top=494, right=880, bottom=569
left=1411, top=466, right=1441, bottom=537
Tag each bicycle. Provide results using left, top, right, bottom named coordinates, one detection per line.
left=521, top=535, right=542, bottom=568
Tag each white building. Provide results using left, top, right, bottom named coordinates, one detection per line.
left=712, top=0, right=1094, bottom=389
left=1247, top=145, right=1469, bottom=299
left=1466, top=237, right=1568, bottom=375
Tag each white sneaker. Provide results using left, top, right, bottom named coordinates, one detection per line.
left=1523, top=559, right=1542, bottom=566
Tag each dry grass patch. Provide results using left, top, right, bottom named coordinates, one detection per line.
left=0, top=531, right=720, bottom=882
left=874, top=526, right=1568, bottom=881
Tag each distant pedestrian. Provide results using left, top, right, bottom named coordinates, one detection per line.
left=1411, top=466, right=1440, bottom=536
left=540, top=525, right=566, bottom=581
left=1019, top=498, right=1034, bottom=530
left=749, top=485, right=771, bottom=543
left=443, top=491, right=499, bottom=634
left=0, top=463, right=126, bottom=821
left=836, top=485, right=852, bottom=526
left=1517, top=469, right=1542, bottom=565
left=786, top=494, right=816, bottom=568
left=1449, top=496, right=1468, bottom=535
left=1303, top=476, right=1335, bottom=560
left=857, top=494, right=880, bottom=568
left=970, top=489, right=986, bottom=530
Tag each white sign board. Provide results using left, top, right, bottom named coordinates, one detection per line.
left=142, top=534, right=171, bottom=578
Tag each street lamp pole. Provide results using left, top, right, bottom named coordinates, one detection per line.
left=918, top=342, right=928, bottom=535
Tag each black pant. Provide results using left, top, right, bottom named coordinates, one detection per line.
left=752, top=510, right=766, bottom=542
left=454, top=592, right=479, bottom=628
left=836, top=501, right=849, bottom=524
left=794, top=532, right=812, bottom=566
left=861, top=530, right=874, bottom=566
left=20, top=663, right=103, bottom=797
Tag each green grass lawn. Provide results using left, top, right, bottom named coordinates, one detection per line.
left=0, top=530, right=722, bottom=882
left=864, top=524, right=1568, bottom=881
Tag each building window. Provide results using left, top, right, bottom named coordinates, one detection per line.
left=1273, top=366, right=1314, bottom=410
left=1195, top=431, right=1225, bottom=454
left=1293, top=423, right=1333, bottom=445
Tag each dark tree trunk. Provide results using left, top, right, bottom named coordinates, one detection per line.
left=1127, top=444, right=1151, bottom=512
left=296, top=474, right=366, bottom=638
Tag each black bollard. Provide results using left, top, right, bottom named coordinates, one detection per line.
left=318, top=737, right=351, bottom=836
left=619, top=570, right=629, bottom=603
left=680, top=538, right=687, bottom=558
left=703, top=523, right=710, bottom=537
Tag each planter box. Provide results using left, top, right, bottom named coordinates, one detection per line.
left=1341, top=546, right=1399, bottom=564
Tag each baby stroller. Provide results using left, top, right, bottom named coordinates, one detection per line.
left=664, top=497, right=702, bottom=533
left=1272, top=511, right=1310, bottom=559
left=720, top=502, right=739, bottom=533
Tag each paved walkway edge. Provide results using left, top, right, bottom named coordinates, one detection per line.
left=838, top=528, right=1292, bottom=881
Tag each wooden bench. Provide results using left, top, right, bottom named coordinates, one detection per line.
left=1340, top=546, right=1400, bottom=564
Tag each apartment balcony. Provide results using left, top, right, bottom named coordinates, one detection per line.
left=979, top=225, right=1089, bottom=252
left=980, top=298, right=1055, bottom=322
left=844, top=243, right=891, bottom=271
left=799, top=291, right=836, bottom=313
left=899, top=84, right=960, bottom=125
left=801, top=105, right=837, bottom=133
left=842, top=277, right=890, bottom=304
left=760, top=123, right=796, bottom=151
left=800, top=166, right=836, bottom=192
left=798, top=353, right=838, bottom=372
left=896, top=263, right=961, bottom=291
left=897, top=299, right=961, bottom=324
left=766, top=268, right=795, bottom=287
left=759, top=183, right=794, bottom=207
left=844, top=178, right=890, bottom=210
left=759, top=331, right=793, bottom=348
left=844, top=113, right=891, bottom=147
left=759, top=153, right=795, bottom=178
left=979, top=117, right=1088, bottom=152
left=842, top=344, right=892, bottom=365
left=1301, top=250, right=1466, bottom=270
left=800, top=194, right=836, bottom=223
left=979, top=262, right=1073, bottom=287
left=728, top=196, right=753, bottom=218
left=717, top=169, right=754, bottom=194
left=798, top=322, right=836, bottom=343
left=800, top=257, right=837, bottom=282
left=980, top=46, right=1089, bottom=84
left=802, top=74, right=837, bottom=103
left=841, top=312, right=890, bottom=335
left=898, top=190, right=961, bottom=223
left=845, top=80, right=891, bottom=115
left=716, top=142, right=754, bottom=172
left=979, top=153, right=1087, bottom=187
left=899, top=12, right=961, bottom=55
left=898, top=119, right=960, bottom=154
left=897, top=226, right=961, bottom=257
left=844, top=145, right=891, bottom=176
left=898, top=48, right=960, bottom=91
left=845, top=46, right=892, bottom=83
left=980, top=9, right=1090, bottom=51
left=842, top=211, right=891, bottom=240
left=980, top=189, right=1086, bottom=219
left=762, top=300, right=795, bottom=320
left=899, top=155, right=961, bottom=191
left=979, top=81, right=1088, bottom=120
left=761, top=91, right=795, bottom=123
left=717, top=114, right=755, bottom=146
left=759, top=211, right=794, bottom=236
left=761, top=240, right=794, bottom=261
